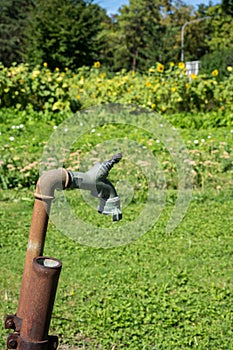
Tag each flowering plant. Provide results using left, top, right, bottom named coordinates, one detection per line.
left=0, top=62, right=232, bottom=116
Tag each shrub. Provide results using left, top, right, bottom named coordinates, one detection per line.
left=0, top=62, right=233, bottom=115
left=200, top=48, right=233, bottom=80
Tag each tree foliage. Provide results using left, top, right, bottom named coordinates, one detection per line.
left=116, top=0, right=165, bottom=71
left=206, top=4, right=233, bottom=52
left=23, top=0, right=106, bottom=70
left=200, top=47, right=233, bottom=79
left=222, top=0, right=233, bottom=15
left=101, top=0, right=214, bottom=71
left=0, top=0, right=232, bottom=71
left=0, top=0, right=33, bottom=66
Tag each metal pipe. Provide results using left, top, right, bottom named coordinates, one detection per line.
left=5, top=155, right=122, bottom=349
left=17, top=168, right=70, bottom=322
left=181, top=17, right=212, bottom=62
left=17, top=257, right=62, bottom=350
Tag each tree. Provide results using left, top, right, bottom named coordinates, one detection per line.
left=200, top=47, right=233, bottom=79
left=102, top=0, right=207, bottom=71
left=113, top=0, right=165, bottom=71
left=159, top=0, right=194, bottom=62
left=206, top=4, right=233, bottom=52
left=0, top=0, right=33, bottom=66
left=222, top=0, right=233, bottom=16
left=24, top=0, right=106, bottom=70
left=96, top=14, right=120, bottom=70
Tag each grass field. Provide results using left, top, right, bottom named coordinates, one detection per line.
left=1, top=107, right=233, bottom=349
left=1, top=188, right=233, bottom=349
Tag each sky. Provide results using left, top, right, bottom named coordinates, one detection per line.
left=93, top=0, right=220, bottom=15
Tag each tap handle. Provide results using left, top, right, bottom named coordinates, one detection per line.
left=111, top=153, right=122, bottom=163
left=101, top=153, right=122, bottom=176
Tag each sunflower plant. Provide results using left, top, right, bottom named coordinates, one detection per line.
left=0, top=61, right=232, bottom=115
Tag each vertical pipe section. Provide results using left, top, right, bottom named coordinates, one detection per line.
left=17, top=198, right=51, bottom=322
left=18, top=257, right=62, bottom=348
left=17, top=168, right=70, bottom=323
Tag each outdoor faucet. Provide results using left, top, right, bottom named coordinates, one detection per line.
left=68, top=153, right=122, bottom=221
left=5, top=153, right=122, bottom=350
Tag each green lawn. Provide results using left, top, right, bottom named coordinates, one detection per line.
left=1, top=107, right=233, bottom=349
left=1, top=188, right=233, bottom=349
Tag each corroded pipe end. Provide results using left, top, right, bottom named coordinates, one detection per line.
left=20, top=257, right=62, bottom=343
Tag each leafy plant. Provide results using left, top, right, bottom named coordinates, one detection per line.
left=200, top=48, right=233, bottom=80
left=1, top=62, right=233, bottom=115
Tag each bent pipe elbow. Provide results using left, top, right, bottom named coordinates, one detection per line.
left=35, top=168, right=70, bottom=200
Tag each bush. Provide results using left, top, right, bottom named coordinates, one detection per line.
left=0, top=62, right=233, bottom=115
left=200, top=48, right=233, bottom=80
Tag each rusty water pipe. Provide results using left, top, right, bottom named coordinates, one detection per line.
left=18, top=257, right=62, bottom=350
left=5, top=154, right=122, bottom=349
left=17, top=168, right=70, bottom=322
left=7, top=257, right=62, bottom=350
left=17, top=154, right=122, bottom=320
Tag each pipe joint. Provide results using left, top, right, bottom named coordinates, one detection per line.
left=35, top=168, right=70, bottom=200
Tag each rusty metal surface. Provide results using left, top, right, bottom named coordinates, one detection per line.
left=4, top=169, right=69, bottom=349
left=7, top=333, right=58, bottom=350
left=5, top=315, right=16, bottom=330
left=35, top=168, right=70, bottom=199
left=5, top=314, right=22, bottom=332
left=17, top=198, right=52, bottom=321
left=20, top=257, right=62, bottom=344
left=7, top=332, right=19, bottom=349
left=17, top=338, right=48, bottom=350
left=17, top=168, right=69, bottom=321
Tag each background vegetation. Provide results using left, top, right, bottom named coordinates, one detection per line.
left=0, top=0, right=233, bottom=72
left=0, top=62, right=233, bottom=115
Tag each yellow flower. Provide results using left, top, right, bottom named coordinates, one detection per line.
left=94, top=61, right=101, bottom=69
left=171, top=87, right=176, bottom=92
left=55, top=67, right=60, bottom=72
left=146, top=81, right=152, bottom=87
left=148, top=67, right=155, bottom=73
left=79, top=76, right=85, bottom=85
left=151, top=103, right=156, bottom=109
left=169, top=62, right=175, bottom=67
left=190, top=73, right=197, bottom=80
left=31, top=70, right=40, bottom=79
left=227, top=66, right=233, bottom=72
left=157, top=63, right=165, bottom=73
left=43, top=62, right=48, bottom=67
left=178, top=62, right=185, bottom=69
left=161, top=106, right=166, bottom=112
left=212, top=69, right=218, bottom=76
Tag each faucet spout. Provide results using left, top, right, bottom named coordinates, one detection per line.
left=69, top=153, right=122, bottom=221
